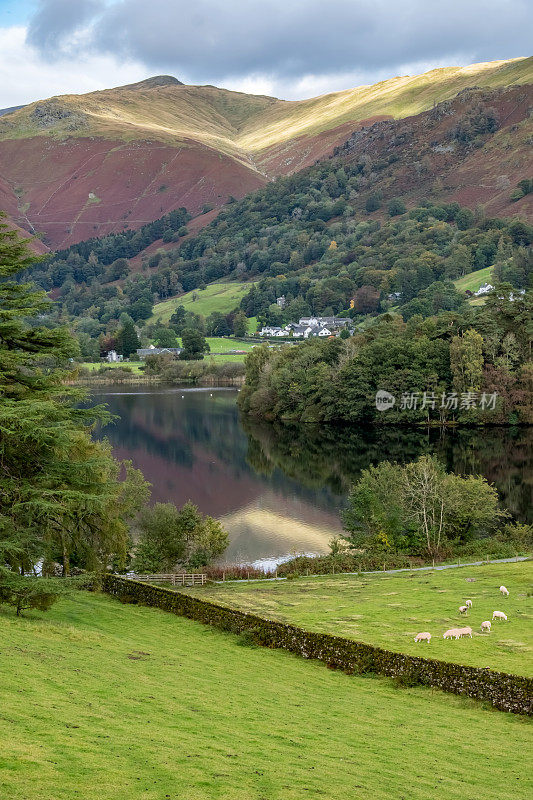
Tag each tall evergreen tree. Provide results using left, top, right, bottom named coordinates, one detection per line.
left=118, top=318, right=140, bottom=357
left=0, top=216, right=149, bottom=580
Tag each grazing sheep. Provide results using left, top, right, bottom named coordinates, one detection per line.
left=481, top=621, right=491, bottom=633
left=500, top=585, right=509, bottom=596
left=443, top=628, right=461, bottom=640
left=414, top=632, right=431, bottom=643
left=492, top=610, right=508, bottom=621
left=465, top=599, right=472, bottom=608
left=457, top=626, right=472, bottom=638
left=458, top=605, right=468, bottom=615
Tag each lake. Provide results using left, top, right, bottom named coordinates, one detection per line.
left=93, top=386, right=532, bottom=566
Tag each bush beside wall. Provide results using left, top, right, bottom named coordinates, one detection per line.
left=102, top=575, right=532, bottom=716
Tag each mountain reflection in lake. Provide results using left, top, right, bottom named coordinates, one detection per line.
left=93, top=387, right=532, bottom=565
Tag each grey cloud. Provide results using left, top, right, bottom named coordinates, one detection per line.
left=26, top=0, right=532, bottom=88
left=27, top=0, right=105, bottom=52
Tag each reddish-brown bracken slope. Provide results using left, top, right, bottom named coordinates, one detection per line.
left=335, top=85, right=533, bottom=220
left=0, top=137, right=267, bottom=250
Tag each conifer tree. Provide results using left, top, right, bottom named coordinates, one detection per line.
left=0, top=216, right=149, bottom=583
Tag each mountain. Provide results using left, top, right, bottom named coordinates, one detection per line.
left=0, top=57, right=531, bottom=249
left=31, top=81, right=532, bottom=338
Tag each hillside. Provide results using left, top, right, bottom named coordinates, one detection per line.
left=1, top=591, right=530, bottom=800
left=0, top=57, right=531, bottom=248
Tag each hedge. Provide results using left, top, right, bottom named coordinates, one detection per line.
left=102, top=575, right=532, bottom=716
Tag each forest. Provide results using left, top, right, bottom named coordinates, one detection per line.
left=238, top=285, right=533, bottom=425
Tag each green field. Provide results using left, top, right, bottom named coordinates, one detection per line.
left=150, top=282, right=253, bottom=324
left=1, top=592, right=531, bottom=800
left=454, top=266, right=494, bottom=294
left=205, top=337, right=256, bottom=353
left=184, top=561, right=533, bottom=676
left=78, top=361, right=145, bottom=374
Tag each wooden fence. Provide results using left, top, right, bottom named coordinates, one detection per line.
left=125, top=573, right=206, bottom=586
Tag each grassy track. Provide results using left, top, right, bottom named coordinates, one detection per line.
left=0, top=592, right=531, bottom=800
left=150, top=282, right=253, bottom=324
left=184, top=561, right=533, bottom=676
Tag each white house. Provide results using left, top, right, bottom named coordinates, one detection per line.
left=259, top=326, right=283, bottom=337
left=298, top=316, right=348, bottom=330
left=474, top=283, right=494, bottom=297
left=106, top=350, right=123, bottom=362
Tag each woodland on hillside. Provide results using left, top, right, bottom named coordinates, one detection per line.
left=238, top=285, right=533, bottom=425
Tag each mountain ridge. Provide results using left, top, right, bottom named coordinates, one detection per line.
left=0, top=56, right=531, bottom=249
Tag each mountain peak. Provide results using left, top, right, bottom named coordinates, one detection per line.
left=117, top=75, right=184, bottom=91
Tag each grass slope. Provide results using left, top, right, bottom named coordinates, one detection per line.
left=0, top=592, right=531, bottom=800
left=150, top=282, right=252, bottom=324
left=184, top=561, right=533, bottom=676
left=454, top=266, right=494, bottom=293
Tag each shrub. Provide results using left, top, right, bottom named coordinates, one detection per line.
left=388, top=198, right=406, bottom=216
left=0, top=576, right=66, bottom=616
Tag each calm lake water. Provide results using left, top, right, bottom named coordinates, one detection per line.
left=93, top=386, right=532, bottom=566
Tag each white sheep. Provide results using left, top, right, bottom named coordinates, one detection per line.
left=492, top=610, right=508, bottom=621
left=457, top=626, right=472, bottom=638
left=443, top=628, right=461, bottom=640
left=480, top=621, right=491, bottom=633
left=465, top=599, right=472, bottom=608
left=414, top=632, right=431, bottom=643
left=458, top=605, right=468, bottom=615
left=499, top=585, right=509, bottom=596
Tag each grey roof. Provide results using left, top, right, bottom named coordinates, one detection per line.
left=136, top=347, right=182, bottom=356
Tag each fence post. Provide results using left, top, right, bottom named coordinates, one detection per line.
left=223, top=571, right=225, bottom=582
left=432, top=558, right=435, bottom=568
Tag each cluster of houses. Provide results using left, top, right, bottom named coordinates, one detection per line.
left=259, top=316, right=352, bottom=339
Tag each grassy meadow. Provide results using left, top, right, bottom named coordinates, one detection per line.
left=184, top=561, right=533, bottom=676
left=77, top=361, right=145, bottom=374
left=150, top=282, right=253, bottom=324
left=454, top=266, right=494, bottom=294
left=1, top=591, right=531, bottom=800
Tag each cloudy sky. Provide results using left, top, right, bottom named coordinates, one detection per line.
left=0, top=0, right=531, bottom=107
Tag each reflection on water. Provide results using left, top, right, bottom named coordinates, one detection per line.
left=93, top=387, right=532, bottom=564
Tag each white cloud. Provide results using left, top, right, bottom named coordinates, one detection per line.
left=0, top=25, right=147, bottom=107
